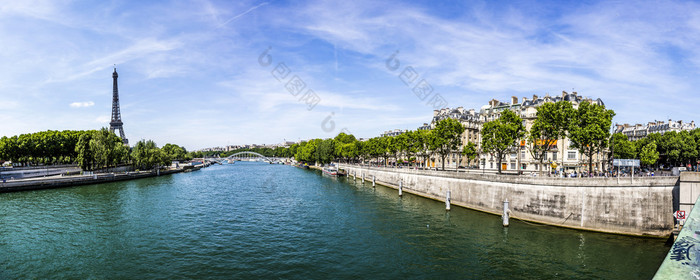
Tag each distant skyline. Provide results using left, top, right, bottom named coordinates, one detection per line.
left=2, top=0, right=700, bottom=150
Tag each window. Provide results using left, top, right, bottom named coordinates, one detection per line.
left=510, top=162, right=516, bottom=170
left=543, top=152, right=548, bottom=160
left=490, top=162, right=493, bottom=168
left=553, top=152, right=557, bottom=161
left=521, top=164, right=527, bottom=170
left=567, top=151, right=576, bottom=160
left=521, top=151, right=526, bottom=159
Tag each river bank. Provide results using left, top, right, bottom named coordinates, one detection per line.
left=0, top=168, right=187, bottom=193
left=340, top=164, right=679, bottom=237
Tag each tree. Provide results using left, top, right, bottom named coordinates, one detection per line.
left=334, top=132, right=356, bottom=145
left=365, top=138, right=382, bottom=165
left=568, top=101, right=615, bottom=175
left=395, top=133, right=409, bottom=165
left=611, top=133, right=636, bottom=159
left=76, top=133, right=94, bottom=171
left=415, top=129, right=433, bottom=169
left=462, top=142, right=478, bottom=167
left=640, top=142, right=659, bottom=167
left=162, top=143, right=188, bottom=161
left=430, top=119, right=465, bottom=171
left=317, top=138, right=336, bottom=164
left=131, top=140, right=168, bottom=170
left=481, top=109, right=525, bottom=174
left=403, top=131, right=420, bottom=167
left=678, top=131, right=698, bottom=166
left=528, top=101, right=574, bottom=176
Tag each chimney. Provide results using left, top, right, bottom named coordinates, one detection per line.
left=469, top=109, right=475, bottom=115
left=532, top=94, right=538, bottom=101
left=562, top=91, right=568, bottom=97
left=433, top=110, right=439, bottom=116
left=573, top=91, right=577, bottom=96
left=511, top=96, right=518, bottom=105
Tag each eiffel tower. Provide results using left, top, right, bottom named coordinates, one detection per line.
left=109, top=67, right=128, bottom=145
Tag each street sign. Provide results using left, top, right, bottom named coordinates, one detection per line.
left=613, top=159, right=640, bottom=167
left=674, top=210, right=687, bottom=220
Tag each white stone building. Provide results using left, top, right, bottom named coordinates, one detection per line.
left=428, top=91, right=608, bottom=174
left=615, top=120, right=696, bottom=141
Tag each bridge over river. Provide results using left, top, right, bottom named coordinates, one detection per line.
left=205, top=152, right=287, bottom=164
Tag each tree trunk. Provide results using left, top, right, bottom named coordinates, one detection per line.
left=457, top=154, right=461, bottom=172
left=441, top=153, right=446, bottom=171
left=497, top=152, right=503, bottom=174
left=589, top=150, right=594, bottom=176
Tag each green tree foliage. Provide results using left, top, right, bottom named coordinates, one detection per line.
left=612, top=133, right=636, bottom=159
left=528, top=101, right=574, bottom=175
left=462, top=142, right=478, bottom=167
left=430, top=119, right=465, bottom=171
left=395, top=133, right=410, bottom=165
left=640, top=142, right=660, bottom=167
left=162, top=143, right=188, bottom=161
left=75, top=133, right=94, bottom=170
left=568, top=101, right=615, bottom=175
left=0, top=130, right=95, bottom=166
left=131, top=139, right=169, bottom=170
left=73, top=128, right=129, bottom=171
left=317, top=138, right=336, bottom=164
left=415, top=129, right=433, bottom=169
left=481, top=110, right=525, bottom=174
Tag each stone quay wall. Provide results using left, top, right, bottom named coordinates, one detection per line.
left=340, top=164, right=679, bottom=237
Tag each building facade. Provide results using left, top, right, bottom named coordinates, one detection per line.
left=429, top=91, right=608, bottom=174
left=615, top=120, right=696, bottom=141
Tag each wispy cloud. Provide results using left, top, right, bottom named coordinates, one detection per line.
left=70, top=101, right=95, bottom=108
left=2, top=0, right=700, bottom=149
left=217, top=2, right=268, bottom=28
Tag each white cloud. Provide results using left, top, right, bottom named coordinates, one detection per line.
left=70, top=101, right=95, bottom=108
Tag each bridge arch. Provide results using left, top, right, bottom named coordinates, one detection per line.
left=226, top=151, right=274, bottom=163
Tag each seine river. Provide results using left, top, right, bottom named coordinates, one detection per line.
left=0, top=162, right=669, bottom=279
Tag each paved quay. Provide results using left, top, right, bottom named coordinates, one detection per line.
left=0, top=168, right=186, bottom=193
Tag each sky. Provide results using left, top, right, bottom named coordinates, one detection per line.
left=2, top=0, right=700, bottom=151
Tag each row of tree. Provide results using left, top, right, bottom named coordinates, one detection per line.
left=487, top=100, right=615, bottom=175
left=0, top=128, right=194, bottom=172
left=220, top=119, right=479, bottom=171
left=0, top=130, right=89, bottom=165
left=612, top=129, right=700, bottom=168
left=217, top=100, right=615, bottom=175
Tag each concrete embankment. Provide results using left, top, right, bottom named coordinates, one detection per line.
left=341, top=164, right=678, bottom=237
left=0, top=168, right=185, bottom=193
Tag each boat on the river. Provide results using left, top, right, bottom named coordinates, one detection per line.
left=322, top=166, right=338, bottom=176
left=295, top=163, right=309, bottom=169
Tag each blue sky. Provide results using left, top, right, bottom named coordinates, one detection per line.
left=2, top=0, right=700, bottom=150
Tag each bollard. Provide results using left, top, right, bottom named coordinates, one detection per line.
left=362, top=173, right=365, bottom=183
left=445, top=190, right=451, bottom=211
left=503, top=199, right=510, bottom=227
left=399, top=180, right=403, bottom=196
left=372, top=175, right=376, bottom=187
